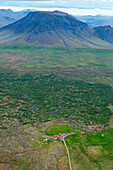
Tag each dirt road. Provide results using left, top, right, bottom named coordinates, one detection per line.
left=62, top=138, right=72, bottom=170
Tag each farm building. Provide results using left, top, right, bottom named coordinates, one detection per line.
left=70, top=132, right=75, bottom=134
left=58, top=133, right=65, bottom=136
left=41, top=135, right=50, bottom=139
left=41, top=132, right=75, bottom=140
left=50, top=135, right=59, bottom=140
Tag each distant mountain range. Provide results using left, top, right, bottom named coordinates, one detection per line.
left=0, top=10, right=110, bottom=48
left=75, top=15, right=113, bottom=28
left=0, top=9, right=32, bottom=28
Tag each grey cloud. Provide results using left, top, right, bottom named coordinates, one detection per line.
left=1, top=0, right=113, bottom=9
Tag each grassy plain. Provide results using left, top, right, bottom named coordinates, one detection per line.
left=0, top=44, right=113, bottom=69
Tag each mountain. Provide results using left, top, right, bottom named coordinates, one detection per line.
left=93, top=25, right=113, bottom=44
left=0, top=9, right=31, bottom=28
left=1, top=10, right=113, bottom=30
left=75, top=15, right=113, bottom=28
left=0, top=10, right=109, bottom=48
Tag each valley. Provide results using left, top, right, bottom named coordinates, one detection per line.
left=0, top=9, right=113, bottom=170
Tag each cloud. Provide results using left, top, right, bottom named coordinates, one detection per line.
left=1, top=0, right=113, bottom=10
left=1, top=0, right=113, bottom=15
left=1, top=6, right=113, bottom=16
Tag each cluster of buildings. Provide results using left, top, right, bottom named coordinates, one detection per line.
left=42, top=132, right=75, bottom=140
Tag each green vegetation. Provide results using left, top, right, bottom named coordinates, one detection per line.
left=85, top=128, right=113, bottom=170
left=86, top=128, right=113, bottom=145
left=47, top=124, right=79, bottom=135
left=86, top=128, right=113, bottom=156
left=0, top=45, right=113, bottom=169
left=47, top=124, right=82, bottom=142
left=46, top=124, right=113, bottom=170
left=1, top=44, right=113, bottom=69
left=0, top=69, right=113, bottom=127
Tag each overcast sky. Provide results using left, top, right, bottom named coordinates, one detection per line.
left=1, top=0, right=113, bottom=16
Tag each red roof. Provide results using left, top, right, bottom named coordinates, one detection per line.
left=50, top=135, right=58, bottom=139
left=58, top=133, right=65, bottom=136
left=71, top=132, right=75, bottom=134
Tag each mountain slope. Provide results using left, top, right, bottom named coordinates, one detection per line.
left=0, top=11, right=110, bottom=48
left=93, top=25, right=113, bottom=44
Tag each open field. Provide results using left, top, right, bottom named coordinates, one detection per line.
left=0, top=120, right=113, bottom=170
left=0, top=44, right=113, bottom=69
